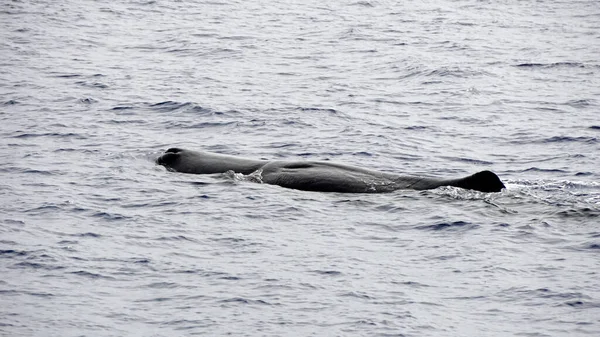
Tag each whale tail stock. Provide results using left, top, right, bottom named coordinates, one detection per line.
left=449, top=170, right=505, bottom=193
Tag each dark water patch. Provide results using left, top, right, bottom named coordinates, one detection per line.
left=416, top=221, right=475, bottom=231
left=391, top=280, right=431, bottom=288
left=590, top=126, right=600, bottom=130
left=564, top=300, right=585, bottom=307
left=133, top=258, right=150, bottom=264
left=311, top=270, right=342, bottom=276
left=562, top=300, right=600, bottom=309
left=219, top=276, right=241, bottom=281
left=586, top=243, right=600, bottom=250
left=3, top=100, right=18, bottom=105
left=188, top=181, right=210, bottom=186
left=575, top=172, right=593, bottom=176
left=352, top=151, right=374, bottom=157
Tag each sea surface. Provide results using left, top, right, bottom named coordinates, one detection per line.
left=1, top=0, right=599, bottom=336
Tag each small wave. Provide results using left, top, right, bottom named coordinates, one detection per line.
left=350, top=1, right=376, bottom=7
left=12, top=132, right=85, bottom=139
left=155, top=235, right=198, bottom=242
left=70, top=270, right=115, bottom=280
left=440, top=156, right=495, bottom=165
left=112, top=105, right=134, bottom=110
left=404, top=125, right=430, bottom=131
left=515, top=62, right=588, bottom=68
left=522, top=167, right=568, bottom=173
left=79, top=98, right=97, bottom=104
left=73, top=232, right=102, bottom=238
left=425, top=66, right=488, bottom=78
left=556, top=208, right=600, bottom=218
left=341, top=291, right=375, bottom=300
left=220, top=297, right=273, bottom=306
left=13, top=262, right=65, bottom=271
left=586, top=243, right=600, bottom=250
left=149, top=101, right=216, bottom=114
left=297, top=107, right=338, bottom=114
left=543, top=136, right=597, bottom=144
left=26, top=204, right=61, bottom=213
left=311, top=270, right=342, bottom=276
left=564, top=99, right=595, bottom=108
left=416, top=221, right=477, bottom=231
left=74, top=81, right=108, bottom=89
left=53, top=74, right=82, bottom=78
left=91, top=212, right=129, bottom=221
left=146, top=282, right=179, bottom=289
left=166, top=121, right=237, bottom=129
left=0, top=249, right=28, bottom=256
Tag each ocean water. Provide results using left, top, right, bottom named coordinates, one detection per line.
left=1, top=0, right=599, bottom=336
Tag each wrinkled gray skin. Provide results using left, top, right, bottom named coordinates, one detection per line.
left=157, top=148, right=505, bottom=193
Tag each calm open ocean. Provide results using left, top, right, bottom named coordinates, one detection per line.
left=1, top=0, right=599, bottom=336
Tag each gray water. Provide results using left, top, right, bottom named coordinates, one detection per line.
left=1, top=0, right=599, bottom=336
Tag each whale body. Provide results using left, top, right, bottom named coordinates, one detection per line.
left=157, top=148, right=505, bottom=193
